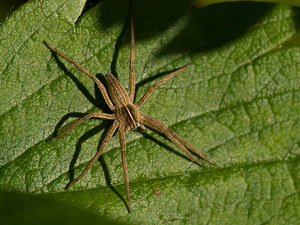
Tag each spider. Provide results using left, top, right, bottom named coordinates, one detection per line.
left=44, top=6, right=214, bottom=213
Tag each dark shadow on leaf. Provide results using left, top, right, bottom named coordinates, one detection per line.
left=157, top=2, right=273, bottom=56
left=94, top=0, right=273, bottom=57
left=94, top=123, right=130, bottom=212
left=94, top=73, right=112, bottom=113
left=134, top=67, right=189, bottom=103
left=46, top=112, right=87, bottom=142
left=98, top=155, right=131, bottom=213
left=293, top=6, right=300, bottom=30
left=49, top=51, right=101, bottom=108
left=140, top=129, right=197, bottom=165
left=75, top=0, right=104, bottom=24
left=95, top=7, right=129, bottom=81
left=0, top=0, right=30, bottom=23
left=95, top=0, right=192, bottom=39
left=282, top=7, right=300, bottom=48
left=65, top=119, right=111, bottom=188
left=110, top=17, right=129, bottom=79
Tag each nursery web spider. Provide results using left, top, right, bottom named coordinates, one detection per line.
left=44, top=6, right=214, bottom=213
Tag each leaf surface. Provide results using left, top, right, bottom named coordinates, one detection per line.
left=0, top=0, right=299, bottom=224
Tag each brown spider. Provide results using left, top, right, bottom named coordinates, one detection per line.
left=44, top=6, right=214, bottom=213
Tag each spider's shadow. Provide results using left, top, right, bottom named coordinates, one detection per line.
left=140, top=131, right=192, bottom=163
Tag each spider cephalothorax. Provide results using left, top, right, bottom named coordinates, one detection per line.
left=44, top=6, right=214, bottom=213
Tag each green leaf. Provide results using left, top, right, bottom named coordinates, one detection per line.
left=193, top=0, right=300, bottom=8
left=0, top=0, right=299, bottom=224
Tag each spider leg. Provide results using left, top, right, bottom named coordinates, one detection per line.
left=168, top=129, right=215, bottom=165
left=119, top=127, right=131, bottom=213
left=65, top=120, right=118, bottom=190
left=128, top=4, right=135, bottom=102
left=43, top=41, right=115, bottom=110
left=139, top=123, right=146, bottom=133
left=140, top=113, right=214, bottom=166
left=47, top=112, right=114, bottom=142
left=136, top=63, right=191, bottom=108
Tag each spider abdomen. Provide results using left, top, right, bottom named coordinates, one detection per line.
left=105, top=73, right=130, bottom=107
